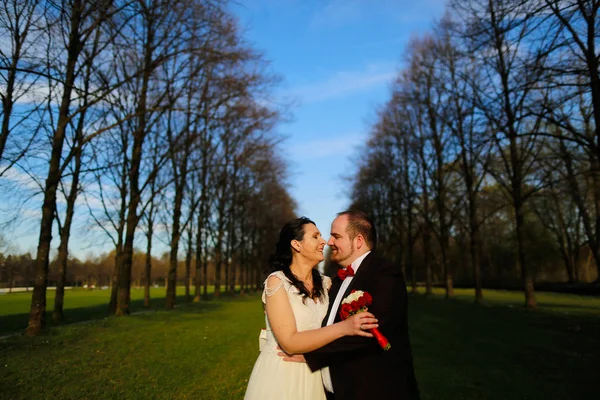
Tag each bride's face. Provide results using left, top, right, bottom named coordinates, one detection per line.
left=294, top=223, right=326, bottom=263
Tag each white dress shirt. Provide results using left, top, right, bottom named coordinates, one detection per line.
left=322, top=250, right=371, bottom=393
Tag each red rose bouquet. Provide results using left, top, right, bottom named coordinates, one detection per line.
left=339, top=290, right=391, bottom=351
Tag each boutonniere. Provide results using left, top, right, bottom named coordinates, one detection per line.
left=339, top=290, right=391, bottom=351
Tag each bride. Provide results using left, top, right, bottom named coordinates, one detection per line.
left=244, top=217, right=378, bottom=400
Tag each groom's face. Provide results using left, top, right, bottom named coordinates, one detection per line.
left=328, top=215, right=355, bottom=265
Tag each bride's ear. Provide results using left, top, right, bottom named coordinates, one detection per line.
left=290, top=240, right=301, bottom=252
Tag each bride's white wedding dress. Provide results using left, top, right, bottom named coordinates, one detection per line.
left=244, top=270, right=331, bottom=400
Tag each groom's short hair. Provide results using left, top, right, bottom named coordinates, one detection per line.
left=338, top=209, right=377, bottom=250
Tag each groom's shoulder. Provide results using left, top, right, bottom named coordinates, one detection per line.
left=365, top=251, right=395, bottom=269
left=365, top=252, right=402, bottom=274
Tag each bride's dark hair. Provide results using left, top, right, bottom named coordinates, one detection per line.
left=267, top=217, right=325, bottom=302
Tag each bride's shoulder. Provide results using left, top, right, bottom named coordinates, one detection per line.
left=262, top=270, right=291, bottom=303
left=265, top=270, right=288, bottom=282
left=264, top=270, right=292, bottom=290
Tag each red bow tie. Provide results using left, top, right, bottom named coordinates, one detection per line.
left=337, top=265, right=355, bottom=280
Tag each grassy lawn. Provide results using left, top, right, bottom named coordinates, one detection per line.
left=0, top=287, right=216, bottom=335
left=0, top=288, right=599, bottom=399
left=409, top=289, right=600, bottom=399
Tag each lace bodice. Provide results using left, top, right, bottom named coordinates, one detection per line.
left=260, top=270, right=331, bottom=353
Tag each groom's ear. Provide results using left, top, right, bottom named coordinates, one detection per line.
left=355, top=234, right=365, bottom=249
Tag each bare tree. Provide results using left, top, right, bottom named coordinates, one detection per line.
left=0, top=0, right=45, bottom=173
left=535, top=0, right=600, bottom=280
left=26, top=0, right=118, bottom=336
left=531, top=155, right=583, bottom=283
left=140, top=141, right=164, bottom=307
left=112, top=0, right=196, bottom=316
left=409, top=34, right=459, bottom=298
left=449, top=0, right=560, bottom=307
left=435, top=16, right=490, bottom=303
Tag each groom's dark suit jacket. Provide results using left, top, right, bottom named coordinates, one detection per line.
left=304, top=252, right=420, bottom=400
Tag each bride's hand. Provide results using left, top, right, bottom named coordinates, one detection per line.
left=342, top=312, right=378, bottom=337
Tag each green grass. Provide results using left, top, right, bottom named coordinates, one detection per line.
left=413, top=287, right=600, bottom=316
left=0, top=294, right=263, bottom=400
left=0, top=288, right=599, bottom=399
left=0, top=287, right=217, bottom=335
left=409, top=289, right=600, bottom=399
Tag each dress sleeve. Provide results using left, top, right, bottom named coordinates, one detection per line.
left=261, top=271, right=289, bottom=304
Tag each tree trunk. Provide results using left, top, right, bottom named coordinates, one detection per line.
left=214, top=234, right=223, bottom=297
left=116, top=128, right=145, bottom=316
left=255, top=229, right=263, bottom=291
left=471, top=211, right=483, bottom=304
left=110, top=143, right=129, bottom=312
left=559, top=140, right=598, bottom=279
left=468, top=175, right=483, bottom=304
left=239, top=215, right=246, bottom=295
left=408, top=220, right=417, bottom=294
left=515, top=194, right=537, bottom=308
left=109, top=245, right=121, bottom=312
left=423, top=230, right=432, bottom=295
left=203, top=252, right=209, bottom=297
left=224, top=245, right=230, bottom=295
left=227, top=207, right=236, bottom=294
left=115, top=13, right=156, bottom=315
left=214, top=179, right=227, bottom=297
left=587, top=10, right=600, bottom=282
left=117, top=215, right=136, bottom=316
left=592, top=162, right=600, bottom=283
left=53, top=145, right=82, bottom=322
left=144, top=221, right=153, bottom=308
left=25, top=1, right=83, bottom=336
left=429, top=101, right=453, bottom=299
left=184, top=226, right=193, bottom=303
left=193, top=216, right=203, bottom=302
left=418, top=130, right=433, bottom=295
left=166, top=180, right=184, bottom=309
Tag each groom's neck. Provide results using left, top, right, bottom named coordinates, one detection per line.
left=346, top=248, right=370, bottom=266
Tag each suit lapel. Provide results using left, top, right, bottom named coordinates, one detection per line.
left=347, top=252, right=374, bottom=289
left=332, top=253, right=375, bottom=323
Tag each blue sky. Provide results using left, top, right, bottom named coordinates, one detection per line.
left=232, top=0, right=447, bottom=238
left=2, top=0, right=447, bottom=258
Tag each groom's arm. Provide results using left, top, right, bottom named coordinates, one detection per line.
left=304, top=261, right=408, bottom=372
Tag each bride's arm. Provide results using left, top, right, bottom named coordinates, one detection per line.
left=265, top=275, right=377, bottom=355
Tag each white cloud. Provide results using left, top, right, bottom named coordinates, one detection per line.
left=287, top=132, right=365, bottom=160
left=310, top=0, right=365, bottom=29
left=310, top=0, right=447, bottom=29
left=1, top=167, right=43, bottom=194
left=396, top=0, right=448, bottom=23
left=288, top=63, right=396, bottom=104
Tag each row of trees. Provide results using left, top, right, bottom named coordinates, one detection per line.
left=0, top=0, right=296, bottom=335
left=0, top=249, right=262, bottom=293
left=350, top=0, right=600, bottom=307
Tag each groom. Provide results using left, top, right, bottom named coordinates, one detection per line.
left=284, top=209, right=420, bottom=399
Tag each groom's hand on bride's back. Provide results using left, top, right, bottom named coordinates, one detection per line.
left=276, top=346, right=306, bottom=363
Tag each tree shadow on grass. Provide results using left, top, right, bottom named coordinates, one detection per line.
left=537, top=303, right=600, bottom=313
left=408, top=294, right=600, bottom=400
left=0, top=293, right=231, bottom=337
